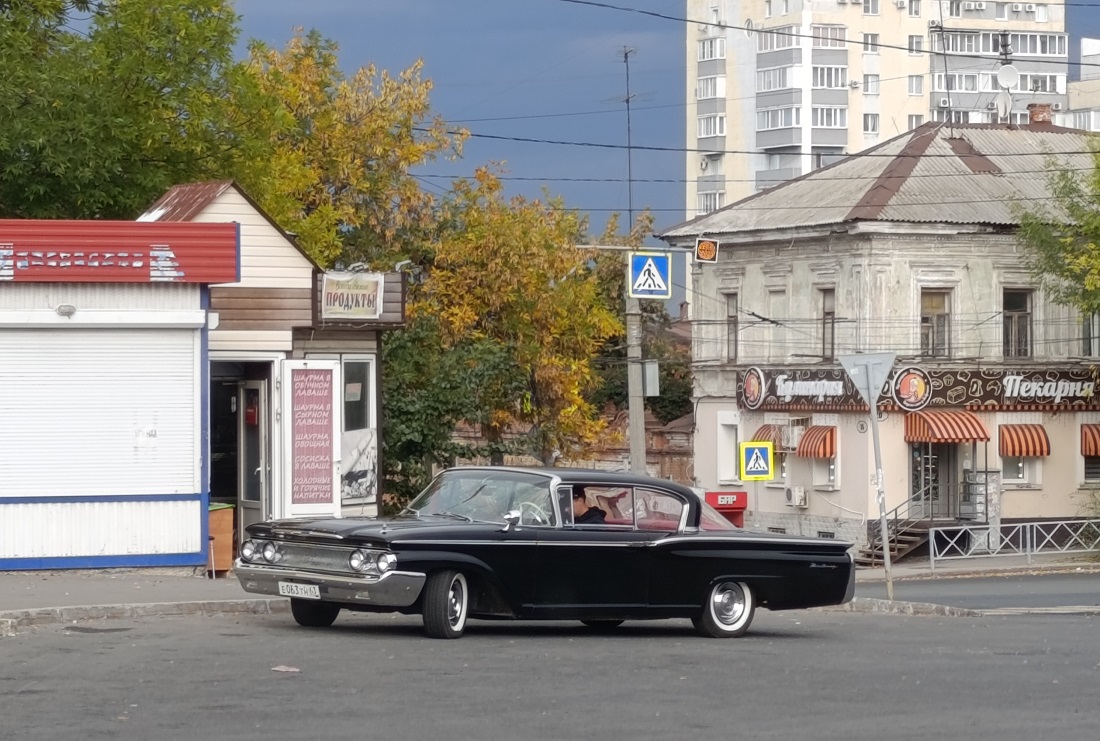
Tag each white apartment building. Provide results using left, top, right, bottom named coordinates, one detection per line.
left=686, top=0, right=1069, bottom=213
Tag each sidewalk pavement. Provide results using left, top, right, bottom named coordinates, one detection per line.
left=2, top=554, right=1098, bottom=635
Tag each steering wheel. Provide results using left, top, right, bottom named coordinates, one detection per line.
left=518, top=500, right=550, bottom=525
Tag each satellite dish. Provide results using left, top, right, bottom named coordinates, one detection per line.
left=995, top=90, right=1013, bottom=121
left=996, top=64, right=1020, bottom=90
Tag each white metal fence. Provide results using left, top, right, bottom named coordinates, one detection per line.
left=928, top=519, right=1100, bottom=574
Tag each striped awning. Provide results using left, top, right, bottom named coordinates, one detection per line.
left=1082, top=424, right=1100, bottom=456
left=749, top=424, right=784, bottom=447
left=795, top=426, right=836, bottom=458
left=998, top=424, right=1050, bottom=457
left=904, top=410, right=990, bottom=443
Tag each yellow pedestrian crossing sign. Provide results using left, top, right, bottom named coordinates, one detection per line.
left=740, top=442, right=774, bottom=481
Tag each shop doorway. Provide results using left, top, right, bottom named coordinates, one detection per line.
left=210, top=362, right=274, bottom=545
left=909, top=442, right=958, bottom=520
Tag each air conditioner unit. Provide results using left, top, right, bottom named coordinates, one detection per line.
left=837, top=0, right=847, bottom=4
left=1011, top=3, right=1023, bottom=10
left=987, top=101, right=997, bottom=109
left=928, top=19, right=942, bottom=28
left=938, top=97, right=951, bottom=107
left=963, top=2, right=975, bottom=10
left=783, top=425, right=806, bottom=450
left=975, top=1, right=987, bottom=8
left=1052, top=102, right=1063, bottom=111
left=785, top=486, right=808, bottom=507
left=895, top=0, right=906, bottom=7
left=1025, top=3, right=1036, bottom=11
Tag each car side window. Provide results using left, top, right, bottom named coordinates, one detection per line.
left=634, top=488, right=685, bottom=532
left=567, top=485, right=631, bottom=527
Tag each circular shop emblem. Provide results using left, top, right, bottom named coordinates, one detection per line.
left=892, top=367, right=932, bottom=411
left=742, top=367, right=765, bottom=410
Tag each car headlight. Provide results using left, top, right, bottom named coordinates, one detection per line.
left=241, top=540, right=257, bottom=562
left=349, top=549, right=368, bottom=572
left=376, top=553, right=397, bottom=573
left=261, top=541, right=280, bottom=563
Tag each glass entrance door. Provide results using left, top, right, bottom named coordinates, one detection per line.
left=238, top=380, right=270, bottom=541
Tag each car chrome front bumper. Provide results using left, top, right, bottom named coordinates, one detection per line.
left=235, top=561, right=426, bottom=608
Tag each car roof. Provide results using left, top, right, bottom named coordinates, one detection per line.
left=445, top=465, right=699, bottom=498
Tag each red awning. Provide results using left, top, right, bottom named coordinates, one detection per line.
left=795, top=426, right=836, bottom=458
left=904, top=410, right=989, bottom=443
left=1081, top=424, right=1100, bottom=456
left=998, top=424, right=1050, bottom=457
left=749, top=424, right=784, bottom=447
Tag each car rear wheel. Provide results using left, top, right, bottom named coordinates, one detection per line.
left=580, top=620, right=624, bottom=630
left=289, top=598, right=341, bottom=628
left=692, top=581, right=755, bottom=638
left=423, top=570, right=469, bottom=639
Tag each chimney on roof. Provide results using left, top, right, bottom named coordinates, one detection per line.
left=1027, top=103, right=1053, bottom=125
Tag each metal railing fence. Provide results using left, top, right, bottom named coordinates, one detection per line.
left=929, top=518, right=1100, bottom=573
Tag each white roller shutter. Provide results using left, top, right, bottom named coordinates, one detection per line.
left=0, top=329, right=200, bottom=497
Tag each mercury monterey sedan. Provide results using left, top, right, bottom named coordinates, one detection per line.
left=235, top=466, right=855, bottom=639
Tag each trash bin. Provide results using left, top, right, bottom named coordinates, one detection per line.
left=207, top=502, right=236, bottom=575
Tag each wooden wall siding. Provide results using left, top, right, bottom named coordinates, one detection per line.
left=313, top=270, right=406, bottom=328
left=209, top=330, right=293, bottom=352
left=192, top=188, right=315, bottom=290
left=210, top=287, right=313, bottom=331
left=292, top=328, right=378, bottom=357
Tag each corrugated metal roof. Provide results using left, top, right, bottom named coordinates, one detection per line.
left=659, top=123, right=1095, bottom=240
left=138, top=180, right=234, bottom=223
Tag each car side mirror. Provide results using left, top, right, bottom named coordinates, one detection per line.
left=501, top=509, right=522, bottom=532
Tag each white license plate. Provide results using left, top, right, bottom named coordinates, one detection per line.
left=278, top=581, right=320, bottom=599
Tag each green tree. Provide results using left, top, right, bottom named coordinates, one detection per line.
left=0, top=0, right=273, bottom=219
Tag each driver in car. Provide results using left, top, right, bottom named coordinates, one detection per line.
left=572, top=490, right=607, bottom=525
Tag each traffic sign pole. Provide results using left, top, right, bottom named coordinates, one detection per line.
left=839, top=353, right=896, bottom=601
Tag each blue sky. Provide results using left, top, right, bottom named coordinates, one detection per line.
left=235, top=0, right=686, bottom=238
left=234, top=0, right=1100, bottom=240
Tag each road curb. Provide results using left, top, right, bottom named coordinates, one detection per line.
left=0, top=598, right=289, bottom=634
left=824, top=597, right=984, bottom=618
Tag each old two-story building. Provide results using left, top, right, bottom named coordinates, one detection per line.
left=659, top=106, right=1100, bottom=555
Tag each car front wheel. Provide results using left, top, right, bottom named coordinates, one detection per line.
left=289, top=598, right=341, bottom=628
left=423, top=570, right=469, bottom=639
left=693, top=581, right=755, bottom=638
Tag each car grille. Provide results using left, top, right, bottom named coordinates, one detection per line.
left=275, top=542, right=358, bottom=574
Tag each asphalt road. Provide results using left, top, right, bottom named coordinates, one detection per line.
left=857, top=571, right=1100, bottom=609
left=2, top=610, right=1097, bottom=741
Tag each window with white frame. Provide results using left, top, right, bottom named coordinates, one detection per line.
left=908, top=75, right=924, bottom=95
left=948, top=0, right=962, bottom=17
left=766, top=452, right=789, bottom=487
left=757, top=26, right=797, bottom=52
left=932, top=109, right=970, bottom=123
left=921, top=289, right=951, bottom=357
left=717, top=421, right=740, bottom=482
left=812, top=66, right=848, bottom=89
left=863, top=74, right=880, bottom=95
left=863, top=113, right=880, bottom=134
left=908, top=35, right=923, bottom=54
left=908, top=114, right=925, bottom=129
left=1035, top=4, right=1048, bottom=22
left=909, top=0, right=921, bottom=16
left=697, top=114, right=726, bottom=137
left=932, top=32, right=978, bottom=54
left=766, top=152, right=800, bottom=170
left=811, top=25, right=846, bottom=47
left=1085, top=452, right=1100, bottom=482
left=995, top=2, right=1008, bottom=20
left=757, top=106, right=800, bottom=130
left=765, top=0, right=773, bottom=17
left=782, top=0, right=790, bottom=13
left=1018, top=73, right=1061, bottom=93
left=977, top=32, right=1067, bottom=57
left=1082, top=312, right=1100, bottom=357
left=934, top=72, right=978, bottom=92
left=863, top=0, right=879, bottom=14
left=1001, top=456, right=1039, bottom=485
left=699, top=37, right=726, bottom=60
left=862, top=33, right=880, bottom=53
left=812, top=106, right=847, bottom=128
left=698, top=75, right=727, bottom=99
left=726, top=293, right=739, bottom=362
left=757, top=67, right=791, bottom=92
left=813, top=456, right=837, bottom=488
left=697, top=190, right=726, bottom=215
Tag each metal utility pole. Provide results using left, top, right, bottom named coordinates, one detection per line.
left=622, top=46, right=645, bottom=475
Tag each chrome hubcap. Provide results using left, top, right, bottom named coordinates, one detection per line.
left=448, top=577, right=465, bottom=626
left=712, top=582, right=745, bottom=626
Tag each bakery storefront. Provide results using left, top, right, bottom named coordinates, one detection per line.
left=733, top=365, right=1100, bottom=540
left=0, top=219, right=239, bottom=569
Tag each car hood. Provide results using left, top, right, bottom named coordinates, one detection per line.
left=247, top=514, right=504, bottom=548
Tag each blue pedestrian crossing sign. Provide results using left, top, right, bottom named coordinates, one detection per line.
left=739, top=442, right=774, bottom=481
left=629, top=252, right=672, bottom=299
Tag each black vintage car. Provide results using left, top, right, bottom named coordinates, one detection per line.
left=235, top=466, right=855, bottom=639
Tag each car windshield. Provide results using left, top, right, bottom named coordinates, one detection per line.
left=404, top=469, right=557, bottom=526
